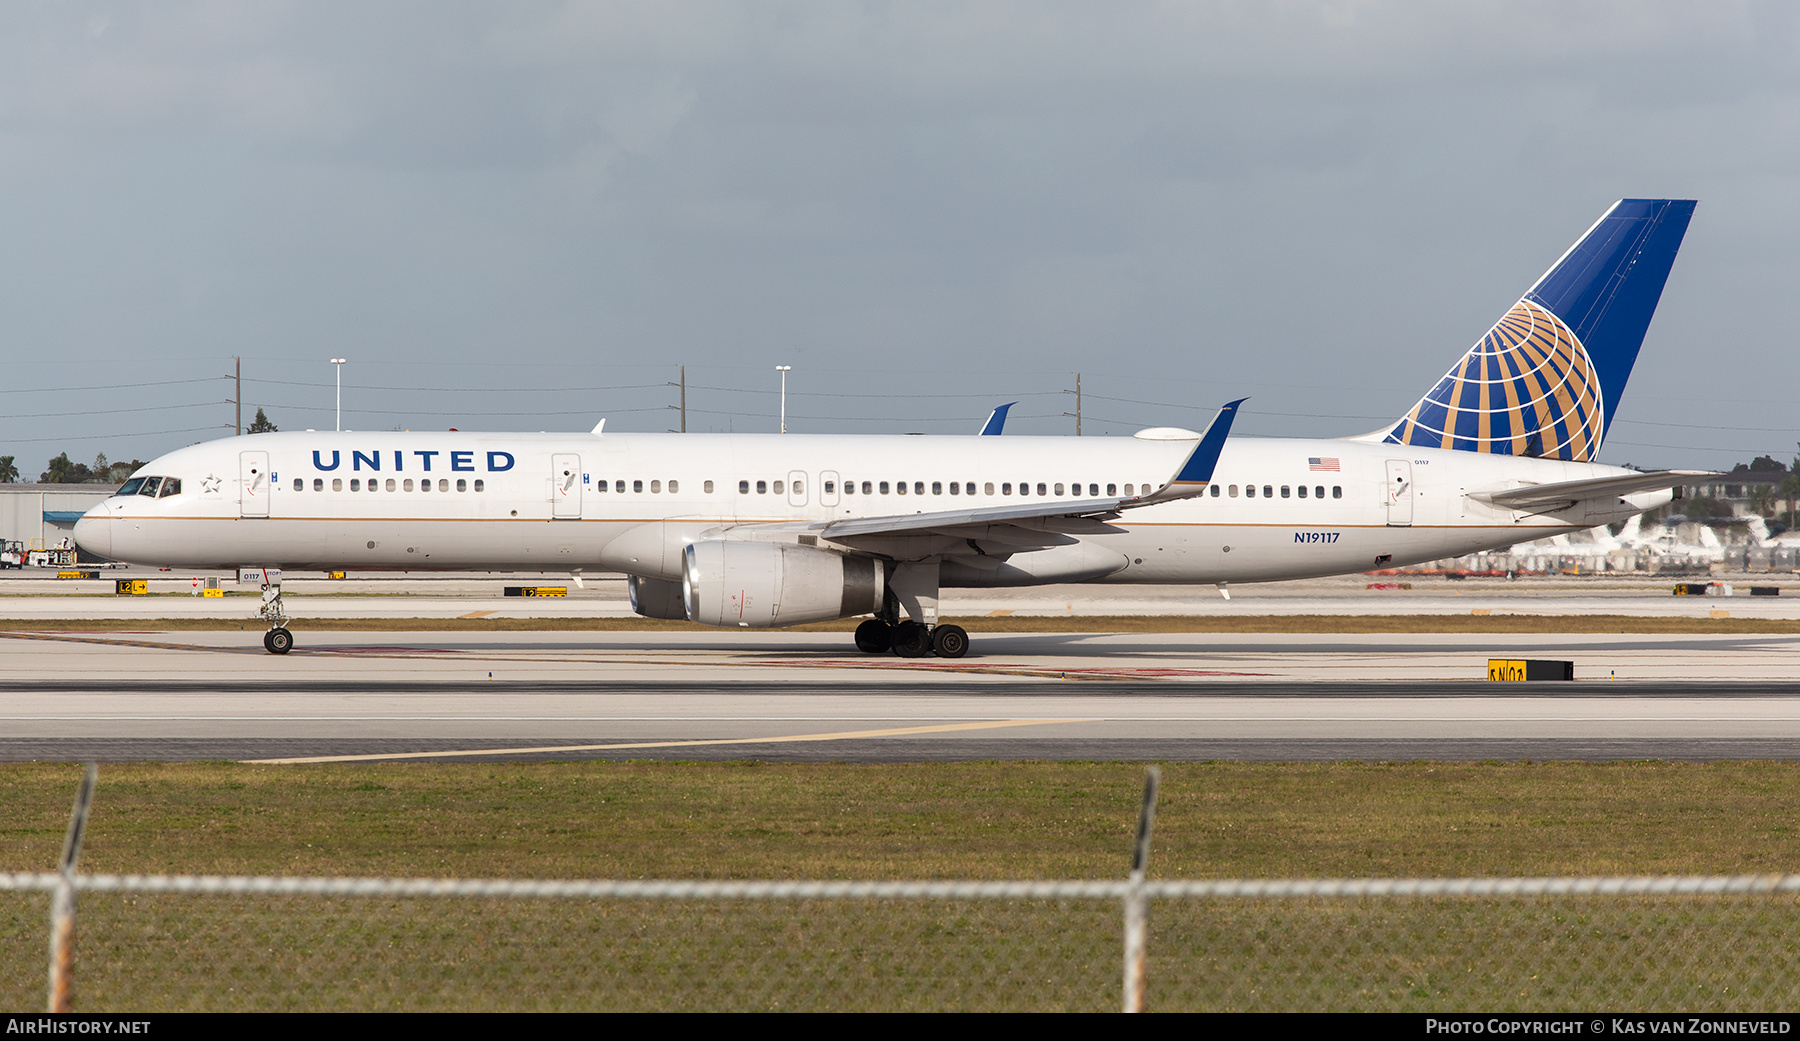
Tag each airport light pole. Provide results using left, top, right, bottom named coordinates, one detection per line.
left=330, top=359, right=347, bottom=431
left=776, top=365, right=791, bottom=433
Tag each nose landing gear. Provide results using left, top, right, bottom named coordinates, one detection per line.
left=255, top=569, right=294, bottom=655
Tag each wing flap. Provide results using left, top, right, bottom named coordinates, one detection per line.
left=1471, top=470, right=1714, bottom=513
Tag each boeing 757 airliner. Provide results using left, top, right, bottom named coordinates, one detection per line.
left=75, top=199, right=1707, bottom=657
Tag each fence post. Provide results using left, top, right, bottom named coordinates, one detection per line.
left=1122, top=765, right=1160, bottom=1013
left=47, top=764, right=97, bottom=1014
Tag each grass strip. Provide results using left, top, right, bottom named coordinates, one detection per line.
left=4, top=761, right=1800, bottom=1011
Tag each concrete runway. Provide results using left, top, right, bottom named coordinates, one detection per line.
left=4, top=628, right=1800, bottom=763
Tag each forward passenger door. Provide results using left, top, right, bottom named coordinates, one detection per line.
left=553, top=454, right=582, bottom=519
left=240, top=451, right=269, bottom=519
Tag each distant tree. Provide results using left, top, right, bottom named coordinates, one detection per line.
left=40, top=453, right=77, bottom=484
left=1784, top=473, right=1800, bottom=528
left=104, top=459, right=145, bottom=483
left=1751, top=484, right=1779, bottom=518
left=1751, top=455, right=1786, bottom=473
left=37, top=451, right=140, bottom=484
left=246, top=408, right=278, bottom=434
left=0, top=456, right=16, bottom=483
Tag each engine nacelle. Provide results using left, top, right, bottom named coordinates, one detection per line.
left=628, top=575, right=688, bottom=620
left=683, top=540, right=884, bottom=628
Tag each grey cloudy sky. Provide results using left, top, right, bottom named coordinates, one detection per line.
left=1, top=1, right=1794, bottom=474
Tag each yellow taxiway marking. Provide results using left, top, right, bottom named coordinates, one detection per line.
left=244, top=718, right=1095, bottom=765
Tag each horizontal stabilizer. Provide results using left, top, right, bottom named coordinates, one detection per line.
left=1470, top=470, right=1715, bottom=514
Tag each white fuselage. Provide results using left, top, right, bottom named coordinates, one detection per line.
left=75, top=429, right=1666, bottom=585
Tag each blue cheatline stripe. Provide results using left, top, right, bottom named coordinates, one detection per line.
left=1173, top=398, right=1247, bottom=484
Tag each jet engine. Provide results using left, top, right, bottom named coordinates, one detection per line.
left=683, top=540, right=884, bottom=628
left=628, top=575, right=688, bottom=620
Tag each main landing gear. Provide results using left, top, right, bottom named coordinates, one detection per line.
left=854, top=561, right=966, bottom=658
left=853, top=618, right=969, bottom=659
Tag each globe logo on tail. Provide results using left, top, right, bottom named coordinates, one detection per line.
left=1385, top=299, right=1604, bottom=461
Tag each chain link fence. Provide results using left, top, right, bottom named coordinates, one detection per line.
left=6, top=874, right=1800, bottom=1011
left=7, top=767, right=1800, bottom=1011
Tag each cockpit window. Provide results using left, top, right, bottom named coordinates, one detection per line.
left=158, top=478, right=180, bottom=497
left=117, top=477, right=146, bottom=497
left=136, top=477, right=163, bottom=498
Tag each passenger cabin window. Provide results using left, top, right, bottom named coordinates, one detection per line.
left=756, top=480, right=767, bottom=494
left=1246, top=485, right=1256, bottom=498
left=1281, top=486, right=1290, bottom=498
left=456, top=479, right=467, bottom=492
left=1332, top=486, right=1343, bottom=498
left=896, top=482, right=907, bottom=495
left=669, top=480, right=679, bottom=493
left=913, top=482, right=924, bottom=495
left=1315, top=486, right=1325, bottom=498
left=1210, top=485, right=1219, bottom=497
left=933, top=482, right=943, bottom=495
left=651, top=480, right=661, bottom=493
left=1108, top=484, right=1117, bottom=496
left=985, top=483, right=995, bottom=495
left=791, top=480, right=801, bottom=494
left=635, top=480, right=644, bottom=493
left=385, top=479, right=396, bottom=492
left=1229, top=485, right=1237, bottom=497
left=596, top=479, right=607, bottom=492
left=1298, top=486, right=1307, bottom=498
left=1262, top=485, right=1273, bottom=498
left=862, top=481, right=873, bottom=494
left=773, top=481, right=783, bottom=495
left=474, top=480, right=484, bottom=492
left=406, top=479, right=417, bottom=492
left=880, top=481, right=890, bottom=494
left=333, top=478, right=344, bottom=492
left=615, top=480, right=625, bottom=493
left=704, top=480, right=714, bottom=494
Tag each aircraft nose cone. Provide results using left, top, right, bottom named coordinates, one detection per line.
left=73, top=506, right=111, bottom=560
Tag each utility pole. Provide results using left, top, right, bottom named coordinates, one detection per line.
left=1063, top=372, right=1082, bottom=435
left=330, top=358, right=347, bottom=431
left=234, top=357, right=241, bottom=436
left=776, top=365, right=792, bottom=433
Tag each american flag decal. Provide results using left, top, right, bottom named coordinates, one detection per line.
left=1308, top=457, right=1340, bottom=471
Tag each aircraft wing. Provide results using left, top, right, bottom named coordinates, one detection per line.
left=1471, top=470, right=1716, bottom=514
left=809, top=398, right=1245, bottom=543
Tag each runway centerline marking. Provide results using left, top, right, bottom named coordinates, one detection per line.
left=241, top=717, right=1098, bottom=764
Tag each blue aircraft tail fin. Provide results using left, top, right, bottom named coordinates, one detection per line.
left=977, top=402, right=1015, bottom=436
left=1384, top=199, right=1695, bottom=461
